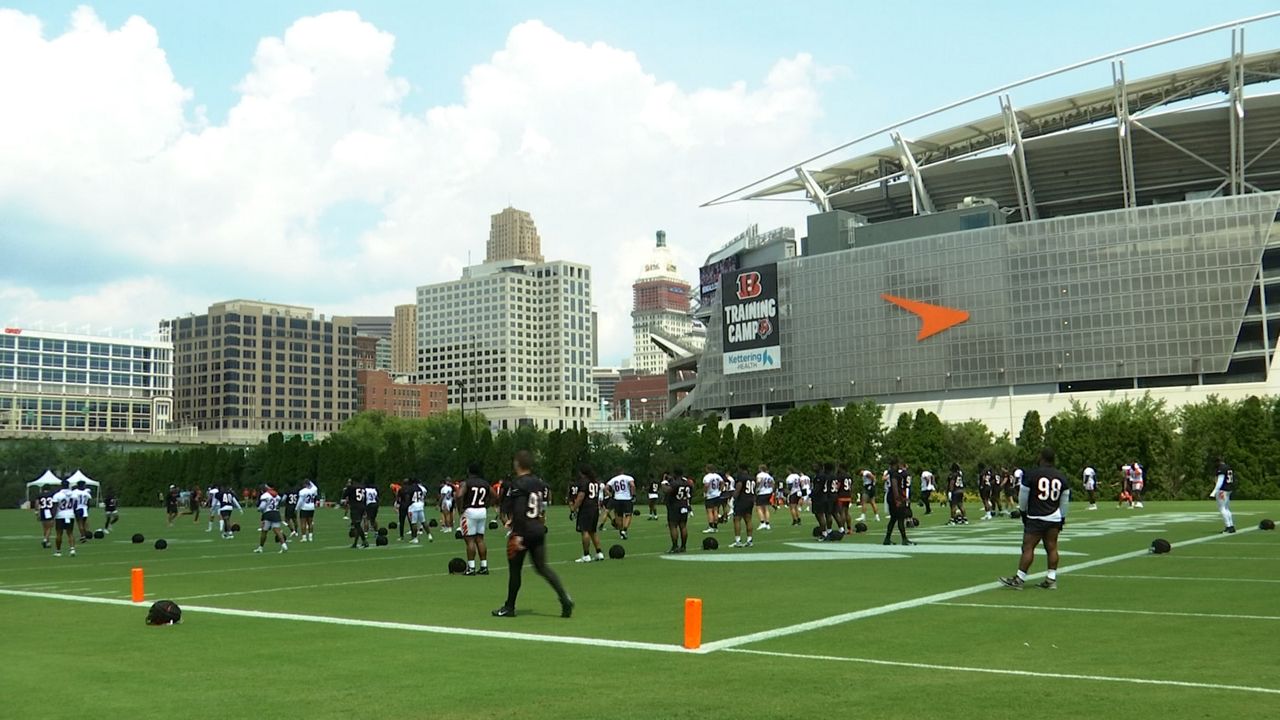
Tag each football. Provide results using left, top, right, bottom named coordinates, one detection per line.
left=854, top=522, right=868, bottom=534
left=608, top=544, right=625, bottom=559
left=1260, top=518, right=1276, bottom=531
left=154, top=539, right=167, bottom=550
left=447, top=558, right=466, bottom=574
left=702, top=537, right=719, bottom=551
left=131, top=533, right=145, bottom=544
left=1151, top=538, right=1172, bottom=554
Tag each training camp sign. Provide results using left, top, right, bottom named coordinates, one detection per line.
left=720, top=264, right=781, bottom=375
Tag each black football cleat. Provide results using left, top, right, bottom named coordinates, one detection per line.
left=1036, top=579, right=1057, bottom=590
left=560, top=598, right=575, bottom=618
left=998, top=576, right=1025, bottom=590
left=492, top=606, right=516, bottom=618
left=1226, top=526, right=1237, bottom=534
left=477, top=567, right=490, bottom=575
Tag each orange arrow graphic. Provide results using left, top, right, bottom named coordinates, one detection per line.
left=881, top=294, right=970, bottom=340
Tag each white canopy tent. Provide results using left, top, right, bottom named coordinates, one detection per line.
left=27, top=469, right=99, bottom=503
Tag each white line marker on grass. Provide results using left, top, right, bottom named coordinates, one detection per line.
left=0, top=588, right=688, bottom=654
left=725, top=648, right=1280, bottom=696
left=698, top=527, right=1256, bottom=653
left=934, top=601, right=1280, bottom=622
left=1072, top=573, right=1280, bottom=584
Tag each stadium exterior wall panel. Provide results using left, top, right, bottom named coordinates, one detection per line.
left=692, top=193, right=1280, bottom=415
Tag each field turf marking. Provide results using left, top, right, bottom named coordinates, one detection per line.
left=0, top=588, right=688, bottom=653
left=698, top=527, right=1255, bottom=653
left=1072, top=573, right=1280, bottom=584
left=935, top=601, right=1280, bottom=622
left=725, top=649, right=1280, bottom=696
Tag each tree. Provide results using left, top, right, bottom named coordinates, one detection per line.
left=1015, top=410, right=1044, bottom=466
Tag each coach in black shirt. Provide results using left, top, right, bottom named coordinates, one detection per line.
left=882, top=459, right=914, bottom=546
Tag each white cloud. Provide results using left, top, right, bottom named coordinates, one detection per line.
left=0, top=8, right=826, bottom=363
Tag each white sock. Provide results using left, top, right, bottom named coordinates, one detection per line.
left=1016, top=569, right=1027, bottom=581
left=480, top=560, right=488, bottom=568
left=468, top=560, right=475, bottom=569
left=1047, top=569, right=1057, bottom=581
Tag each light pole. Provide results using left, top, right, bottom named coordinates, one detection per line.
left=454, top=379, right=466, bottom=427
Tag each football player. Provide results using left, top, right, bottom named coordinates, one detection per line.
left=492, top=451, right=573, bottom=618
left=217, top=486, right=243, bottom=538
left=1082, top=466, right=1098, bottom=510
left=947, top=463, right=968, bottom=525
left=164, top=485, right=179, bottom=527
left=572, top=466, right=606, bottom=563
left=1209, top=458, right=1236, bottom=534
left=459, top=465, right=490, bottom=572
left=1130, top=461, right=1146, bottom=508
left=1118, top=464, right=1134, bottom=509
left=35, top=485, right=55, bottom=549
left=731, top=464, right=755, bottom=547
left=253, top=485, right=288, bottom=554
left=283, top=485, right=300, bottom=538
left=809, top=464, right=831, bottom=538
left=205, top=484, right=220, bottom=532
left=856, top=469, right=880, bottom=522
left=755, top=464, right=775, bottom=530
left=835, top=465, right=854, bottom=533
left=978, top=466, right=995, bottom=520
left=1000, top=448, right=1069, bottom=590
left=882, top=460, right=914, bottom=546
left=189, top=485, right=202, bottom=524
left=72, top=480, right=92, bottom=541
left=102, top=489, right=120, bottom=534
left=701, top=464, right=724, bottom=535
left=918, top=469, right=936, bottom=515
left=362, top=479, right=381, bottom=535
left=51, top=480, right=78, bottom=557
left=646, top=477, right=661, bottom=520
left=343, top=481, right=369, bottom=549
left=608, top=468, right=636, bottom=540
left=395, top=480, right=414, bottom=541
left=297, top=479, right=318, bottom=542
left=438, top=477, right=456, bottom=532
left=1007, top=468, right=1021, bottom=510
left=663, top=468, right=693, bottom=554
left=798, top=468, right=812, bottom=512
left=783, top=467, right=802, bottom=526
left=406, top=478, right=433, bottom=544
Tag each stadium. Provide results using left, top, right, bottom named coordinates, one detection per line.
left=681, top=22, right=1280, bottom=435
left=3, top=17, right=1280, bottom=720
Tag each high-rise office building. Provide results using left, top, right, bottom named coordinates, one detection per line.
left=391, top=303, right=417, bottom=374
left=0, top=327, right=173, bottom=434
left=350, top=316, right=393, bottom=340
left=486, top=207, right=544, bottom=263
left=632, top=230, right=694, bottom=376
left=416, top=258, right=594, bottom=430
left=163, top=300, right=355, bottom=435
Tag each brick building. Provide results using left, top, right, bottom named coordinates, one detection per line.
left=356, top=369, right=447, bottom=418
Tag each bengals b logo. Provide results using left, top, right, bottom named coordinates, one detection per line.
left=736, top=272, right=762, bottom=300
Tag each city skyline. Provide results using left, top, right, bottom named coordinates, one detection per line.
left=3, top=2, right=1280, bottom=365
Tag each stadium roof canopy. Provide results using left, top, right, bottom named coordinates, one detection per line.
left=705, top=14, right=1280, bottom=222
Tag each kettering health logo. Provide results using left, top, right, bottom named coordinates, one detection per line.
left=724, top=346, right=779, bottom=375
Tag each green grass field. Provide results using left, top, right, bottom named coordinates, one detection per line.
left=1, top=500, right=1277, bottom=719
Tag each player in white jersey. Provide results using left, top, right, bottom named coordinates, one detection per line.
left=217, top=488, right=243, bottom=539
left=857, top=470, right=880, bottom=522
left=51, top=481, right=78, bottom=557
left=1130, top=461, right=1146, bottom=508
left=253, top=485, right=288, bottom=553
left=1210, top=459, right=1236, bottom=533
left=438, top=479, right=455, bottom=532
left=701, top=465, right=725, bottom=534
left=755, top=465, right=776, bottom=530
left=918, top=470, right=936, bottom=515
left=608, top=470, right=636, bottom=540
left=784, top=468, right=803, bottom=525
left=72, top=481, right=92, bottom=541
left=297, top=479, right=319, bottom=541
left=406, top=480, right=433, bottom=544
left=1082, top=467, right=1098, bottom=510
left=205, top=485, right=220, bottom=531
left=798, top=471, right=812, bottom=511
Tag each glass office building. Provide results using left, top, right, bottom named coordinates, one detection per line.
left=0, top=328, right=173, bottom=434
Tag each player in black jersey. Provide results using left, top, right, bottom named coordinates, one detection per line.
left=343, top=482, right=369, bottom=549
left=730, top=464, right=755, bottom=548
left=1000, top=448, right=1070, bottom=590
left=35, top=487, right=55, bottom=548
left=948, top=464, right=968, bottom=525
left=394, top=481, right=413, bottom=541
left=102, top=490, right=120, bottom=535
left=809, top=465, right=830, bottom=539
left=883, top=460, right=915, bottom=546
left=493, top=451, right=573, bottom=618
left=978, top=467, right=995, bottom=520
left=283, top=486, right=300, bottom=539
left=646, top=477, right=661, bottom=520
left=835, top=464, right=854, bottom=534
left=164, top=485, right=179, bottom=526
left=663, top=469, right=693, bottom=553
left=571, top=466, right=605, bottom=563
left=990, top=470, right=1005, bottom=516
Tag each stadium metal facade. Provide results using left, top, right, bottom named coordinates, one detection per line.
left=681, top=21, right=1280, bottom=433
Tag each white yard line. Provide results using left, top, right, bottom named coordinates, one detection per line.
left=0, top=588, right=686, bottom=654
left=1072, top=573, right=1280, bottom=584
left=697, top=527, right=1255, bottom=653
left=725, top=648, right=1280, bottom=696
left=934, top=601, right=1280, bottom=622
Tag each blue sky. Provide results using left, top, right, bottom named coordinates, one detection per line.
left=2, top=1, right=1279, bottom=363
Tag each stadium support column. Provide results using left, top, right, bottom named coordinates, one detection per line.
left=891, top=132, right=934, bottom=215
left=1112, top=60, right=1136, bottom=209
left=1000, top=95, right=1037, bottom=221
left=1229, top=28, right=1246, bottom=196
left=795, top=168, right=832, bottom=213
